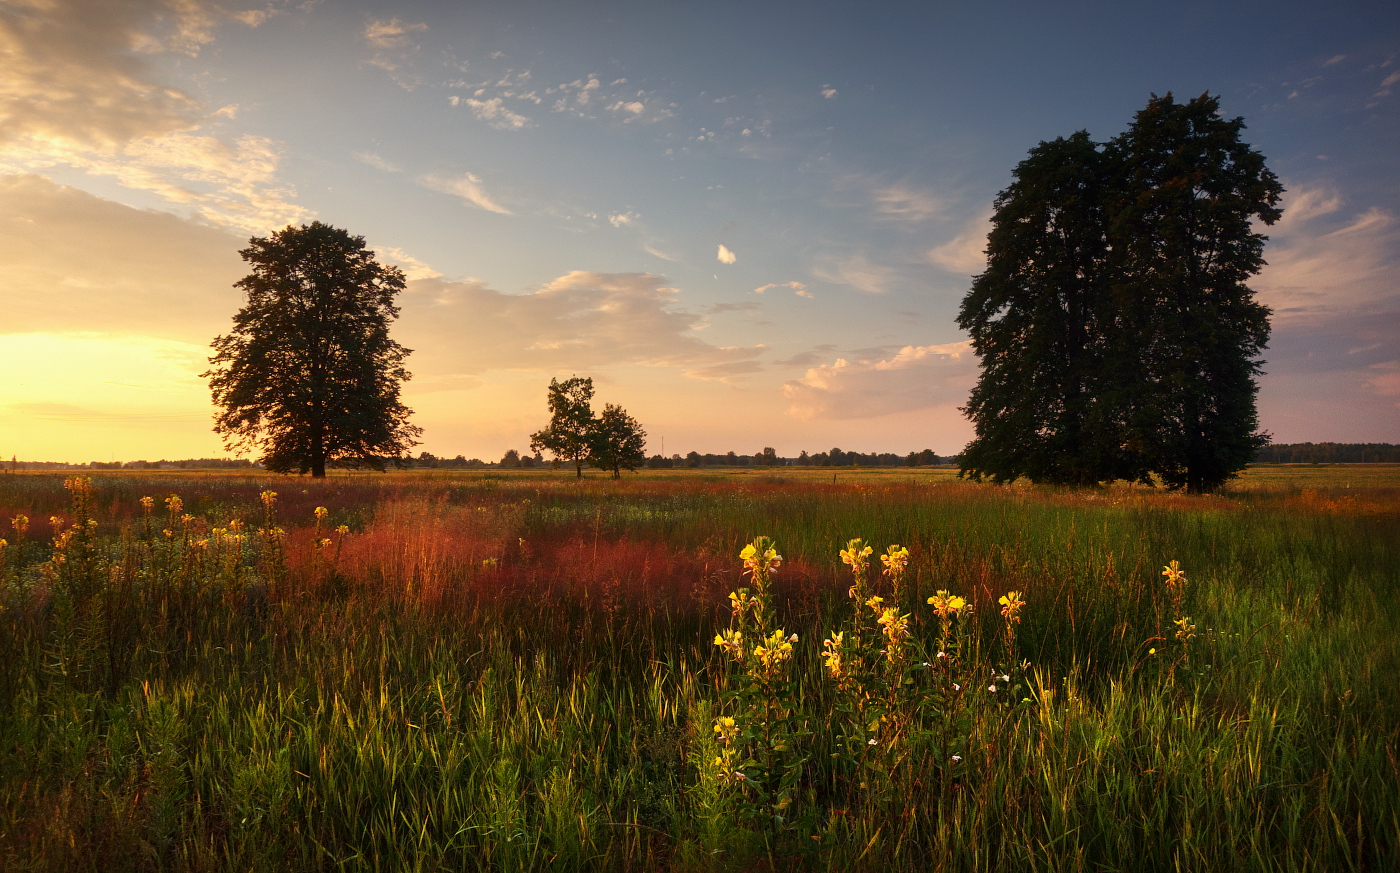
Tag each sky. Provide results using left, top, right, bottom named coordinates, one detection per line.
left=2, top=0, right=1398, bottom=464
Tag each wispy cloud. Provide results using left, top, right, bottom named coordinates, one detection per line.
left=420, top=173, right=512, bottom=215
left=376, top=247, right=442, bottom=280
left=717, top=243, right=737, bottom=264
left=353, top=151, right=400, bottom=173
left=927, top=211, right=991, bottom=274
left=782, top=342, right=976, bottom=420
left=364, top=18, right=428, bottom=87
left=0, top=0, right=311, bottom=233
left=0, top=131, right=312, bottom=233
left=1256, top=183, right=1399, bottom=320
left=812, top=253, right=897, bottom=294
left=399, top=271, right=766, bottom=381
left=450, top=96, right=531, bottom=129
left=0, top=0, right=207, bottom=143
left=821, top=84, right=838, bottom=99
left=1373, top=70, right=1400, bottom=100
left=754, top=281, right=810, bottom=297
left=0, top=174, right=245, bottom=337
left=872, top=185, right=942, bottom=221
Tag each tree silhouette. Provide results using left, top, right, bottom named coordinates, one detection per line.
left=590, top=404, right=647, bottom=479
left=1106, top=93, right=1282, bottom=492
left=958, top=94, right=1281, bottom=493
left=530, top=376, right=597, bottom=478
left=205, top=222, right=420, bottom=478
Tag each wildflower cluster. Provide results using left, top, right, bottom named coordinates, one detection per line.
left=711, top=536, right=804, bottom=827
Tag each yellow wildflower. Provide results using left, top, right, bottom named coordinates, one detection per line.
left=880, top=544, right=909, bottom=576
left=1161, top=560, right=1186, bottom=586
left=999, top=591, right=1025, bottom=623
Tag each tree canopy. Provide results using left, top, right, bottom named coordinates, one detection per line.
left=529, top=377, right=648, bottom=479
left=590, top=404, right=648, bottom=479
left=957, top=93, right=1283, bottom=493
left=205, top=222, right=421, bottom=478
left=530, top=376, right=598, bottom=478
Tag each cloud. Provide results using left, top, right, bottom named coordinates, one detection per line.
left=0, top=174, right=247, bottom=338
left=451, top=96, right=531, bottom=130
left=0, top=0, right=311, bottom=233
left=1256, top=183, right=1400, bottom=321
left=773, top=344, right=837, bottom=368
left=354, top=151, right=400, bottom=173
left=643, top=242, right=678, bottom=262
left=684, top=360, right=766, bottom=381
left=927, top=211, right=991, bottom=274
left=754, top=281, right=810, bottom=297
left=1, top=130, right=312, bottom=233
left=608, top=101, right=645, bottom=115
left=821, top=85, right=838, bottom=99
left=717, top=243, right=737, bottom=264
left=782, top=342, right=976, bottom=420
left=420, top=173, right=512, bottom=215
left=1322, top=54, right=1346, bottom=67
left=705, top=302, right=762, bottom=314
left=0, top=0, right=213, bottom=150
left=609, top=211, right=638, bottom=228
left=376, top=247, right=442, bottom=280
left=1365, top=360, right=1400, bottom=405
left=1375, top=70, right=1400, bottom=99
left=364, top=17, right=428, bottom=85
left=398, top=271, right=766, bottom=381
left=872, top=185, right=941, bottom=222
left=811, top=253, right=897, bottom=294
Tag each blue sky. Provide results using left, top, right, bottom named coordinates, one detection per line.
left=2, top=0, right=1397, bottom=462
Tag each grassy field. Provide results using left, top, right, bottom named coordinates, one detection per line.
left=1, top=466, right=1396, bottom=871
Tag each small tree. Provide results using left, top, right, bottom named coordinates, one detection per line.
left=590, top=404, right=647, bottom=479
left=205, top=222, right=421, bottom=478
left=530, top=376, right=597, bottom=478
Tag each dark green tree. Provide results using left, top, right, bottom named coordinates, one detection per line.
left=958, top=132, right=1136, bottom=486
left=530, top=376, right=597, bottom=478
left=590, top=404, right=648, bottom=479
left=957, top=94, right=1282, bottom=493
left=1106, top=93, right=1282, bottom=493
left=205, top=222, right=421, bottom=478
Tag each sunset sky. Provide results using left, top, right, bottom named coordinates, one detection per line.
left=2, top=0, right=1398, bottom=464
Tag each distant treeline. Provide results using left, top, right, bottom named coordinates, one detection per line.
left=418, top=448, right=948, bottom=469
left=1255, top=443, right=1400, bottom=464
left=653, top=448, right=945, bottom=468
left=11, top=444, right=1399, bottom=472
left=4, top=458, right=260, bottom=471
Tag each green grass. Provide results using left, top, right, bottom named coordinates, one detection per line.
left=0, top=468, right=1396, bottom=871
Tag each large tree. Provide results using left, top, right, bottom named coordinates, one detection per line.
left=205, top=222, right=421, bottom=478
left=1105, top=93, right=1282, bottom=493
left=590, top=403, right=648, bottom=479
left=957, top=131, right=1137, bottom=487
left=957, top=93, right=1281, bottom=493
left=530, top=376, right=597, bottom=478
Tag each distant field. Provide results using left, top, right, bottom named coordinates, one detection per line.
left=1, top=467, right=1396, bottom=871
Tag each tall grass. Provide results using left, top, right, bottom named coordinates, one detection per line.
left=0, top=469, right=1396, bottom=870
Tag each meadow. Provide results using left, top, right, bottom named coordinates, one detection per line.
left=1, top=465, right=1396, bottom=871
